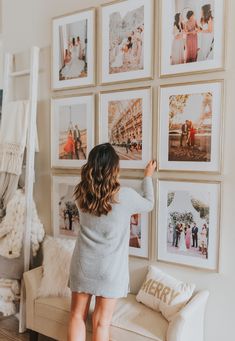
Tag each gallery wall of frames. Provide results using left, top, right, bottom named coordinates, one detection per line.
left=50, top=0, right=225, bottom=271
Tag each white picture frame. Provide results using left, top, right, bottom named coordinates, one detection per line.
left=52, top=8, right=95, bottom=90
left=158, top=81, right=223, bottom=173
left=121, top=178, right=149, bottom=258
left=52, top=175, right=80, bottom=239
left=51, top=95, right=95, bottom=169
left=160, top=0, right=225, bottom=77
left=101, top=0, right=154, bottom=84
left=157, top=179, right=221, bottom=271
left=99, top=87, right=152, bottom=169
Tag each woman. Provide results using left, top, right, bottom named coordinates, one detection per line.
left=60, top=49, right=71, bottom=80
left=61, top=37, right=85, bottom=79
left=171, top=13, right=185, bottom=65
left=136, top=27, right=143, bottom=67
left=64, top=130, right=75, bottom=159
left=67, top=143, right=156, bottom=341
left=111, top=40, right=124, bottom=68
left=189, top=121, right=196, bottom=147
left=200, top=224, right=208, bottom=256
left=123, top=36, right=133, bottom=64
left=185, top=224, right=191, bottom=249
left=185, top=10, right=199, bottom=63
left=167, top=223, right=174, bottom=244
left=179, top=223, right=187, bottom=251
left=76, top=36, right=84, bottom=60
left=130, top=214, right=141, bottom=248
left=198, top=4, right=214, bottom=61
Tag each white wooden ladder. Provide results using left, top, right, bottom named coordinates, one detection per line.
left=2, top=46, right=40, bottom=332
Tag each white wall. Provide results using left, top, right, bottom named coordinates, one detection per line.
left=1, top=1, right=235, bottom=340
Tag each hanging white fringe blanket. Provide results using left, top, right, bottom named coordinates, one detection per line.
left=0, top=101, right=30, bottom=175
left=0, top=100, right=39, bottom=207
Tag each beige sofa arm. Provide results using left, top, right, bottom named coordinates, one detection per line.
left=167, top=290, right=209, bottom=341
left=23, top=266, right=43, bottom=329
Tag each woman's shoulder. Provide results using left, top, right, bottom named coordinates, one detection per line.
left=119, top=186, right=136, bottom=198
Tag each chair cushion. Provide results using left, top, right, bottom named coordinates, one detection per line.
left=112, top=294, right=168, bottom=341
left=35, top=294, right=168, bottom=341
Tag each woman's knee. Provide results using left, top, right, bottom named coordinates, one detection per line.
left=70, top=310, right=87, bottom=322
left=92, top=311, right=111, bottom=329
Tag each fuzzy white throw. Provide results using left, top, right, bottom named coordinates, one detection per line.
left=0, top=278, right=20, bottom=316
left=37, top=236, right=75, bottom=298
left=0, top=189, right=45, bottom=258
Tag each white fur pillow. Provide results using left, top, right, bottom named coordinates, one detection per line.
left=37, top=235, right=76, bottom=298
left=136, top=266, right=195, bottom=321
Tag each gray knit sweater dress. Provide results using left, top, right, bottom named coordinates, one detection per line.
left=68, top=176, right=154, bottom=298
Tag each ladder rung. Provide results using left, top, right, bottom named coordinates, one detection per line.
left=10, top=69, right=30, bottom=77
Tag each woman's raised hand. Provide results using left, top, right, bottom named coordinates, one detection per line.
left=144, top=160, right=157, bottom=177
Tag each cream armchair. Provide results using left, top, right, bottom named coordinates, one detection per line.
left=23, top=266, right=209, bottom=341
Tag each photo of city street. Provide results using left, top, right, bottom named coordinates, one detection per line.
left=108, top=98, right=143, bottom=160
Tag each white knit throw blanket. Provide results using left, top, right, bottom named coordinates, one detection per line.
left=0, top=278, right=20, bottom=316
left=0, top=189, right=45, bottom=258
left=0, top=100, right=29, bottom=175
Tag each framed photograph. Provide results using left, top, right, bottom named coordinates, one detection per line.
left=0, top=90, right=2, bottom=126
left=52, top=8, right=95, bottom=90
left=157, top=179, right=221, bottom=271
left=158, top=81, right=223, bottom=172
left=99, top=87, right=152, bottom=169
left=121, top=178, right=149, bottom=258
left=52, top=175, right=80, bottom=239
left=160, top=0, right=225, bottom=76
left=101, top=0, right=154, bottom=84
left=51, top=95, right=94, bottom=169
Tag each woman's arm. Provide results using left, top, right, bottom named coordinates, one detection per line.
left=202, top=18, right=213, bottom=33
left=127, top=161, right=156, bottom=214
left=127, top=176, right=154, bottom=215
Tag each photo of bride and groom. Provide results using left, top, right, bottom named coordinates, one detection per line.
left=59, top=185, right=80, bottom=238
left=109, top=5, right=144, bottom=74
left=59, top=19, right=88, bottom=80
left=59, top=104, right=87, bottom=161
left=168, top=91, right=212, bottom=163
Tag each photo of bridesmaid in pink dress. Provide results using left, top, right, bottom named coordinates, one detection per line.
left=185, top=11, right=199, bottom=63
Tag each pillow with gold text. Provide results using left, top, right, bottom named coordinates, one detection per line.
left=136, top=266, right=195, bottom=321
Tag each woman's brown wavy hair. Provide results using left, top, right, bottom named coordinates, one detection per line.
left=74, top=143, right=120, bottom=217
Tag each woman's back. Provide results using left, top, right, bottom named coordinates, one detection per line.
left=69, top=177, right=154, bottom=298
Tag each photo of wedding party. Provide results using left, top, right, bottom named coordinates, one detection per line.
left=59, top=19, right=88, bottom=81
left=168, top=91, right=212, bottom=162
left=101, top=0, right=154, bottom=83
left=58, top=104, right=87, bottom=161
left=52, top=176, right=80, bottom=239
left=108, top=98, right=143, bottom=161
left=161, top=0, right=224, bottom=75
left=109, top=5, right=144, bottom=74
left=157, top=180, right=220, bottom=270
left=166, top=190, right=210, bottom=259
left=129, top=214, right=141, bottom=249
left=170, top=0, right=215, bottom=66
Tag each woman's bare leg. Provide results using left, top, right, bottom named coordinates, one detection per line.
left=67, top=292, right=92, bottom=341
left=92, top=296, right=117, bottom=341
